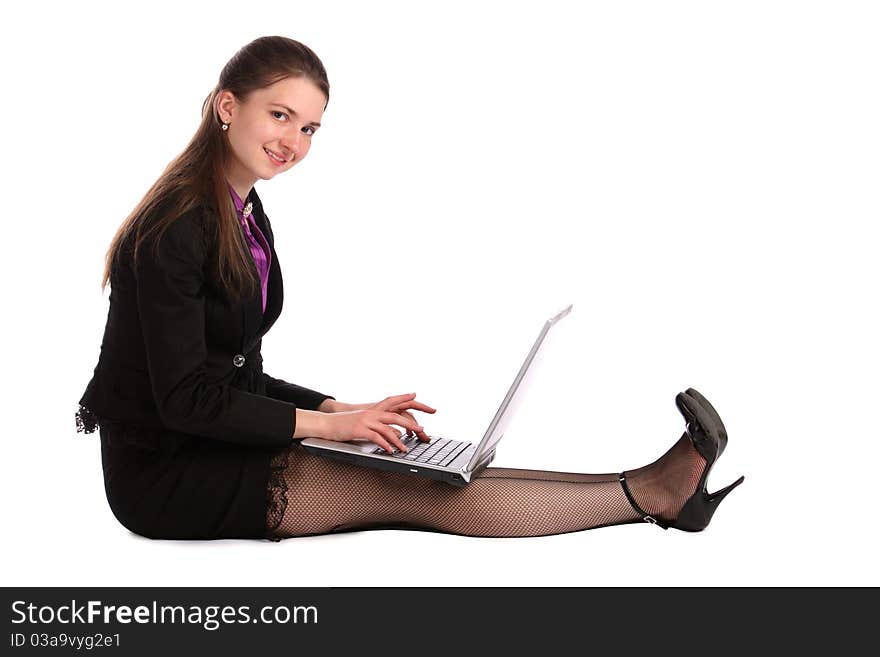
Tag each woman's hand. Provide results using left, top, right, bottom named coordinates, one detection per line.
left=323, top=393, right=436, bottom=443
left=320, top=394, right=428, bottom=454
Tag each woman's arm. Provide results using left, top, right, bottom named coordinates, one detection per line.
left=262, top=372, right=335, bottom=410
left=292, top=408, right=330, bottom=438
left=316, top=398, right=338, bottom=412
left=135, top=208, right=306, bottom=447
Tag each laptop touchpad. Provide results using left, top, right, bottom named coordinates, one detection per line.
left=346, top=439, right=382, bottom=454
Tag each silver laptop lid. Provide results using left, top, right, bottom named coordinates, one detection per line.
left=465, top=304, right=573, bottom=471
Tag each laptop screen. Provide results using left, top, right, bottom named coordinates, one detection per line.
left=465, top=304, right=572, bottom=471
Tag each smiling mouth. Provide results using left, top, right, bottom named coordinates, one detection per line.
left=264, top=147, right=288, bottom=164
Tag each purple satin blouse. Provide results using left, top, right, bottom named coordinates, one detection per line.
left=228, top=183, right=271, bottom=313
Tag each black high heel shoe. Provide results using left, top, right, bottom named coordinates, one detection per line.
left=618, top=387, right=745, bottom=532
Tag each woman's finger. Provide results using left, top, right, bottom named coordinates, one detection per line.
left=375, top=395, right=415, bottom=413
left=372, top=423, right=408, bottom=453
left=367, top=430, right=394, bottom=455
left=384, top=393, right=417, bottom=406
left=397, top=411, right=430, bottom=442
left=400, top=411, right=428, bottom=442
left=401, top=411, right=415, bottom=434
left=392, top=400, right=436, bottom=414
left=380, top=411, right=420, bottom=432
left=387, top=412, right=426, bottom=445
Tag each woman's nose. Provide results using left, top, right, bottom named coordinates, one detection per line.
left=280, top=132, right=301, bottom=158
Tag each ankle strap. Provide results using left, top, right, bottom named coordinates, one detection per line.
left=618, top=473, right=670, bottom=530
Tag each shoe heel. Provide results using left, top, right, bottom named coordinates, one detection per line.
left=709, top=475, right=745, bottom=503
left=674, top=475, right=745, bottom=532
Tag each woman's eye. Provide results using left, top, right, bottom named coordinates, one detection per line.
left=272, top=111, right=315, bottom=135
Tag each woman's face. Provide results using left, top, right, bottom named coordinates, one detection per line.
left=218, top=76, right=326, bottom=188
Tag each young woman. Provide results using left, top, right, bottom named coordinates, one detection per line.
left=76, top=36, right=744, bottom=542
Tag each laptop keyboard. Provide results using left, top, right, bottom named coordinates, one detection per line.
left=385, top=436, right=476, bottom=468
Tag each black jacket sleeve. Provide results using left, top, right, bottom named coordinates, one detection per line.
left=134, top=207, right=300, bottom=447
left=262, top=373, right=335, bottom=410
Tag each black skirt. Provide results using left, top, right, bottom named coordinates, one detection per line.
left=97, top=416, right=289, bottom=541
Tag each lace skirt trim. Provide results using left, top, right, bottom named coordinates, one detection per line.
left=75, top=404, right=100, bottom=434
left=265, top=446, right=291, bottom=542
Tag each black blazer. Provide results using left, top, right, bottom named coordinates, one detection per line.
left=77, top=187, right=334, bottom=448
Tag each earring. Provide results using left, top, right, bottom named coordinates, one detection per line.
left=221, top=122, right=229, bottom=131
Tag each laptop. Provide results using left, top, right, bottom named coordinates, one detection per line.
left=300, top=304, right=573, bottom=486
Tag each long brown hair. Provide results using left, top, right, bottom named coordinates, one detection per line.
left=100, top=36, right=330, bottom=303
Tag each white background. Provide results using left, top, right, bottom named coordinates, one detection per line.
left=2, top=0, right=877, bottom=586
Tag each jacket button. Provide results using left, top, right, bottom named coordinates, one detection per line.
left=233, top=354, right=246, bottom=368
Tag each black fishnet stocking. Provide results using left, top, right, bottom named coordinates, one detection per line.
left=266, top=433, right=708, bottom=539
left=622, top=431, right=708, bottom=524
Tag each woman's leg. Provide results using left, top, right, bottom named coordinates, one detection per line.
left=268, top=430, right=708, bottom=539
